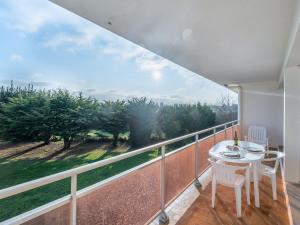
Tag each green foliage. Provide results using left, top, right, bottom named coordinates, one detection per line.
left=0, top=87, right=99, bottom=149
left=127, top=97, right=158, bottom=148
left=98, top=100, right=128, bottom=146
left=49, top=90, right=99, bottom=149
left=157, top=103, right=216, bottom=139
left=0, top=91, right=52, bottom=144
left=0, top=81, right=230, bottom=149
left=0, top=81, right=35, bottom=104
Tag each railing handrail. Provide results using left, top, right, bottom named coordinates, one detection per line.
left=0, top=120, right=238, bottom=201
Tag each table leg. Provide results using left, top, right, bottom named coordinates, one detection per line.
left=253, top=161, right=260, bottom=208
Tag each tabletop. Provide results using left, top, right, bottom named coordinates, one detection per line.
left=209, top=140, right=265, bottom=163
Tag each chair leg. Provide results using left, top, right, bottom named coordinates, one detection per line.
left=235, top=187, right=242, bottom=217
left=271, top=175, right=277, bottom=200
left=280, top=158, right=284, bottom=171
left=212, top=177, right=216, bottom=208
left=246, top=171, right=250, bottom=205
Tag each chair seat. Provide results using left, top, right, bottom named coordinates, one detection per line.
left=218, top=174, right=245, bottom=188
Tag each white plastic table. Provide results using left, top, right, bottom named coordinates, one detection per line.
left=209, top=140, right=265, bottom=208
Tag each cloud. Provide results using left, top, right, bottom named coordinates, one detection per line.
left=31, top=73, right=45, bottom=79
left=0, top=0, right=110, bottom=51
left=85, top=88, right=96, bottom=93
left=31, top=81, right=53, bottom=87
left=0, top=79, right=59, bottom=89
left=103, top=42, right=173, bottom=80
left=0, top=79, right=26, bottom=86
left=84, top=88, right=189, bottom=104
left=0, top=0, right=195, bottom=81
left=0, top=0, right=82, bottom=33
left=101, top=37, right=201, bottom=82
left=43, top=27, right=105, bottom=51
left=9, top=53, right=23, bottom=62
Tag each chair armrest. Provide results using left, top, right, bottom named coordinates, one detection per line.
left=262, top=150, right=280, bottom=162
left=262, top=158, right=277, bottom=162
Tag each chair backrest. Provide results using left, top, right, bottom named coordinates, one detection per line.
left=209, top=159, right=243, bottom=187
left=248, top=125, right=268, bottom=146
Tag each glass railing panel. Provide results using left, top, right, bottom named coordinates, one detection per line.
left=23, top=204, right=70, bottom=225
left=0, top=177, right=70, bottom=223
left=215, top=131, right=225, bottom=144
left=198, top=136, right=214, bottom=175
left=226, top=127, right=233, bottom=140
left=76, top=160, right=161, bottom=225
left=165, top=144, right=195, bottom=204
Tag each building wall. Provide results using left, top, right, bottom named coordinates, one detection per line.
left=240, top=81, right=284, bottom=148
left=284, top=66, right=300, bottom=183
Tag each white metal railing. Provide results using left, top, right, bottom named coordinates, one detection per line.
left=0, top=120, right=239, bottom=225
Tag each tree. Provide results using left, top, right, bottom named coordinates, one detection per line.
left=49, top=90, right=98, bottom=149
left=0, top=91, right=52, bottom=144
left=215, top=94, right=238, bottom=124
left=157, top=104, right=182, bottom=139
left=157, top=103, right=216, bottom=139
left=127, top=97, right=158, bottom=148
left=98, top=100, right=128, bottom=146
left=0, top=81, right=35, bottom=104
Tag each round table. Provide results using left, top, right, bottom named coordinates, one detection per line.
left=209, top=140, right=265, bottom=208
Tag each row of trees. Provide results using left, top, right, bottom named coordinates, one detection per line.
left=0, top=83, right=233, bottom=149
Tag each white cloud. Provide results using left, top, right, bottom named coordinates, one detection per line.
left=103, top=42, right=174, bottom=80
left=84, top=88, right=188, bottom=104
left=1, top=0, right=81, bottom=33
left=9, top=53, right=23, bottom=62
left=0, top=0, right=193, bottom=80
left=0, top=0, right=110, bottom=50
left=43, top=26, right=107, bottom=51
left=31, top=73, right=44, bottom=79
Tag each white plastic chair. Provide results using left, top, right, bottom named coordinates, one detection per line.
left=260, top=151, right=285, bottom=200
left=209, top=159, right=250, bottom=217
left=245, top=125, right=268, bottom=149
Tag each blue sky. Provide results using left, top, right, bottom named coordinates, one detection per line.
left=0, top=0, right=237, bottom=104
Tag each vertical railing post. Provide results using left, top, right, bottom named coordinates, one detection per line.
left=194, top=134, right=201, bottom=188
left=70, top=175, right=77, bottom=225
left=159, top=145, right=169, bottom=224
left=224, top=124, right=227, bottom=140
left=231, top=122, right=234, bottom=139
left=213, top=127, right=216, bottom=144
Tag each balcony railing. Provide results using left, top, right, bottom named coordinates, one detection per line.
left=0, top=120, right=239, bottom=225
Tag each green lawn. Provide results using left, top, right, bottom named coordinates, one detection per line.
left=0, top=141, right=159, bottom=222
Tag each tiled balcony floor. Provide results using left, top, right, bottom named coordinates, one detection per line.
left=176, top=171, right=292, bottom=225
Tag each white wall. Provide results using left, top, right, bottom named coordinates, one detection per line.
left=284, top=66, right=300, bottom=183
left=241, top=81, right=283, bottom=148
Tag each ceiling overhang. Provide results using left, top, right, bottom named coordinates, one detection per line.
left=51, top=0, right=297, bottom=85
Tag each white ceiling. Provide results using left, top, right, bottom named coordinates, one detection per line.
left=51, top=0, right=297, bottom=85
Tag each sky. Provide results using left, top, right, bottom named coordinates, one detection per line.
left=0, top=0, right=237, bottom=105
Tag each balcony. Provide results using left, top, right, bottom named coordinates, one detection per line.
left=1, top=0, right=300, bottom=223
left=152, top=169, right=290, bottom=225
left=0, top=120, right=293, bottom=225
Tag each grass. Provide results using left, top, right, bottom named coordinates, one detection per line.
left=0, top=141, right=160, bottom=222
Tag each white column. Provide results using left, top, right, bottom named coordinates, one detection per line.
left=284, top=66, right=300, bottom=183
